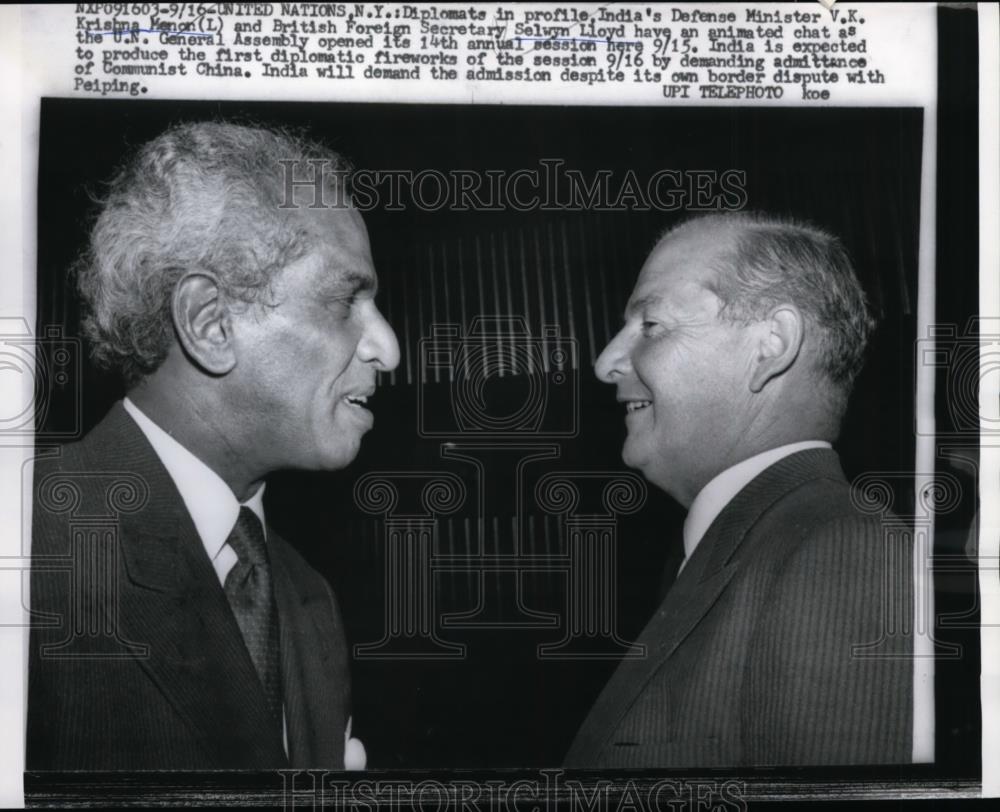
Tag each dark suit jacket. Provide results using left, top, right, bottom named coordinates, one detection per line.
left=566, top=449, right=913, bottom=768
left=27, top=402, right=351, bottom=770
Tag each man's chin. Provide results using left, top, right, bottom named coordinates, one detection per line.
left=314, top=437, right=363, bottom=472
left=620, top=441, right=645, bottom=473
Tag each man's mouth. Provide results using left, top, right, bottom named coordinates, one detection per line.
left=623, top=400, right=652, bottom=414
left=343, top=391, right=374, bottom=409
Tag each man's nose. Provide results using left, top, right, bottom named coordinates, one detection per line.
left=358, top=304, right=401, bottom=372
left=594, top=328, right=632, bottom=383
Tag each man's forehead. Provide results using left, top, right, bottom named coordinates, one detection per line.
left=295, top=201, right=368, bottom=242
left=285, top=206, right=377, bottom=291
left=624, top=226, right=739, bottom=315
left=625, top=280, right=711, bottom=318
left=635, top=225, right=736, bottom=292
left=297, top=203, right=369, bottom=254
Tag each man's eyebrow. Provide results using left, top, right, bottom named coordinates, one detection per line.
left=343, top=270, right=377, bottom=294
left=624, top=294, right=662, bottom=316
left=324, top=270, right=377, bottom=298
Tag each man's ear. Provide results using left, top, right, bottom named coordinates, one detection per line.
left=749, top=304, right=804, bottom=393
left=171, top=273, right=237, bottom=375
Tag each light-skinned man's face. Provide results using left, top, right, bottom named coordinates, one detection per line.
left=594, top=225, right=762, bottom=506
left=227, top=204, right=400, bottom=476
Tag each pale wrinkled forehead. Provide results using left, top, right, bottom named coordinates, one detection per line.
left=629, top=220, right=743, bottom=309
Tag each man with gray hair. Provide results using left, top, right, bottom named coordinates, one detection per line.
left=29, top=121, right=399, bottom=769
left=567, top=212, right=913, bottom=767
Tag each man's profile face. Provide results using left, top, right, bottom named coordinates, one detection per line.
left=594, top=224, right=760, bottom=505
left=228, top=204, right=400, bottom=474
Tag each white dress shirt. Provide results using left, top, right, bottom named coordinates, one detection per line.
left=678, top=441, right=833, bottom=573
left=123, top=397, right=265, bottom=585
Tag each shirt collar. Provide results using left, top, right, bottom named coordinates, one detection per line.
left=682, top=440, right=832, bottom=561
left=123, top=397, right=266, bottom=561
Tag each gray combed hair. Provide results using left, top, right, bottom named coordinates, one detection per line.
left=667, top=211, right=878, bottom=395
left=75, top=120, right=351, bottom=385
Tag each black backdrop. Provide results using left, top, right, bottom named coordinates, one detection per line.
left=35, top=99, right=975, bottom=770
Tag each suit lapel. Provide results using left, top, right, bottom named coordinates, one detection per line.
left=90, top=403, right=288, bottom=767
left=566, top=449, right=848, bottom=764
left=272, top=545, right=318, bottom=767
left=565, top=533, right=739, bottom=763
left=270, top=540, right=345, bottom=769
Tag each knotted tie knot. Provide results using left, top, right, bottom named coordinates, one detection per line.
left=226, top=507, right=269, bottom=576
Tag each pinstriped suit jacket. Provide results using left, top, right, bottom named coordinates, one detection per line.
left=566, top=449, right=913, bottom=768
left=27, top=402, right=351, bottom=770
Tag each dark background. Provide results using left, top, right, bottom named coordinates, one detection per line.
left=34, top=98, right=978, bottom=773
